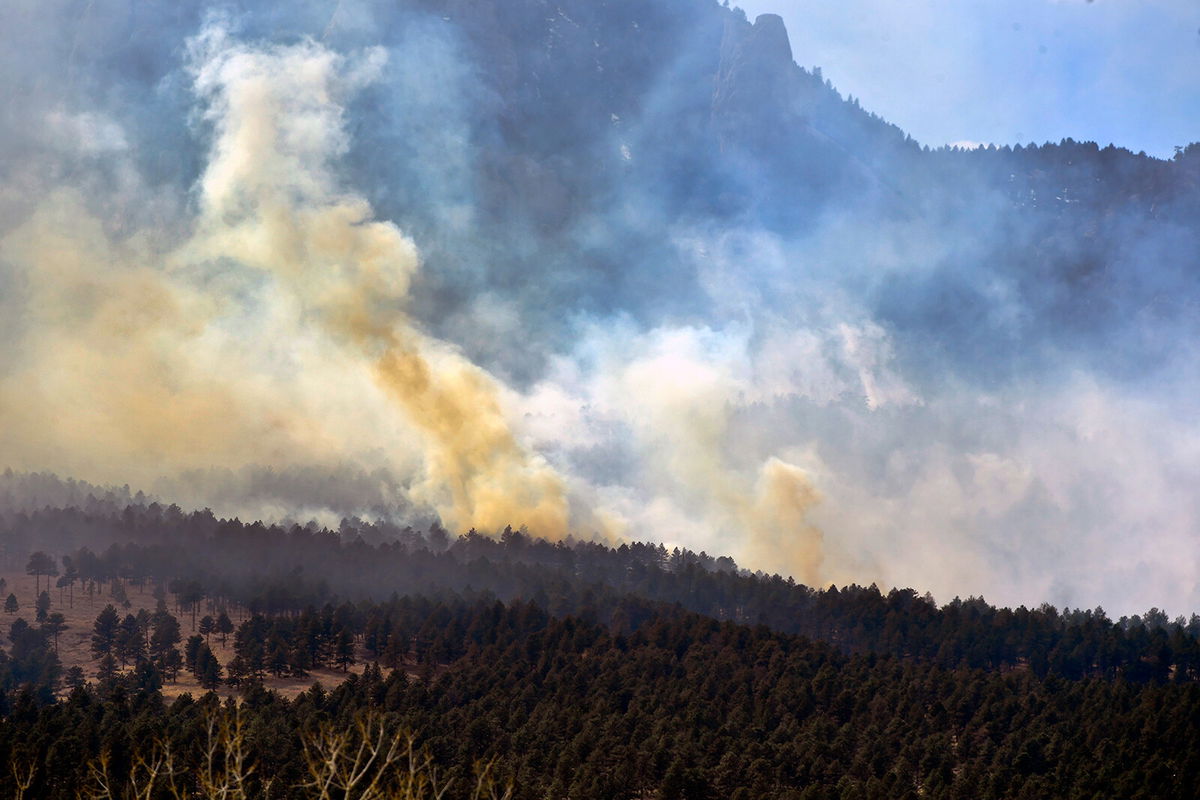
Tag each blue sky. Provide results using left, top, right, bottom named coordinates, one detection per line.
left=738, top=0, right=1200, bottom=158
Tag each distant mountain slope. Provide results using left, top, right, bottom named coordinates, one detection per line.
left=27, top=0, right=1185, bottom=371
left=319, top=0, right=1200, bottom=382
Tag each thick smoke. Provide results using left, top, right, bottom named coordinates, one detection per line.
left=518, top=324, right=826, bottom=582
left=1, top=0, right=1198, bottom=615
left=185, top=26, right=573, bottom=536
left=0, top=19, right=578, bottom=538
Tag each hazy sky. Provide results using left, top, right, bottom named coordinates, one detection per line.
left=738, top=0, right=1200, bottom=158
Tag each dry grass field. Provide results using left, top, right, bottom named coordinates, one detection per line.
left=0, top=571, right=378, bottom=699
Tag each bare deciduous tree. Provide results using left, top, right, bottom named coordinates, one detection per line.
left=303, top=713, right=444, bottom=800
left=197, top=706, right=263, bottom=800
left=9, top=757, right=35, bottom=800
left=75, top=709, right=507, bottom=799
left=84, top=708, right=263, bottom=800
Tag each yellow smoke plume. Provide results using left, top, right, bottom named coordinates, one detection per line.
left=0, top=24, right=811, bottom=561
left=185, top=28, right=570, bottom=536
left=0, top=28, right=571, bottom=537
left=741, top=458, right=824, bottom=585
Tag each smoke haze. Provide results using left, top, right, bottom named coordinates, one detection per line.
left=1, top=0, right=1198, bottom=615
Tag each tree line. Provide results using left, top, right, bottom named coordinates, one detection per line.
left=2, top=505, right=1198, bottom=684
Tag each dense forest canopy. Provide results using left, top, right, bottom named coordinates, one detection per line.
left=0, top=469, right=1198, bottom=794
left=0, top=497, right=1198, bottom=797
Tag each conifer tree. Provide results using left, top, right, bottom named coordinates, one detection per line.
left=150, top=608, right=183, bottom=675
left=96, top=652, right=119, bottom=684
left=43, top=611, right=67, bottom=652
left=35, top=590, right=51, bottom=622
left=64, top=665, right=86, bottom=690
left=91, top=604, right=120, bottom=659
left=184, top=634, right=204, bottom=673
left=335, top=627, right=356, bottom=672
left=25, top=550, right=57, bottom=595
left=61, top=556, right=78, bottom=608
left=216, top=610, right=234, bottom=644
left=199, top=614, right=215, bottom=642
left=268, top=636, right=290, bottom=678
left=196, top=644, right=223, bottom=690
left=115, top=613, right=146, bottom=666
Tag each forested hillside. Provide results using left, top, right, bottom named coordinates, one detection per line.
left=3, top=489, right=1199, bottom=683
left=0, top=475, right=1199, bottom=796
left=0, top=592, right=1197, bottom=798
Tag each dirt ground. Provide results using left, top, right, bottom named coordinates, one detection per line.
left=0, top=571, right=378, bottom=700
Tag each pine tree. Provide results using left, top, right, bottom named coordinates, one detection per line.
left=35, top=590, right=51, bottom=622
left=131, top=660, right=163, bottom=693
left=150, top=608, right=183, bottom=675
left=196, top=644, right=223, bottom=690
left=4, top=594, right=17, bottom=614
left=184, top=634, right=204, bottom=673
left=25, top=551, right=57, bottom=595
left=91, top=604, right=120, bottom=660
left=334, top=628, right=356, bottom=672
left=42, top=612, right=67, bottom=653
left=225, top=655, right=249, bottom=687
left=216, top=611, right=234, bottom=644
left=160, top=647, right=184, bottom=682
left=111, top=581, right=129, bottom=608
left=115, top=613, right=146, bottom=666
left=268, top=636, right=290, bottom=678
left=61, top=557, right=78, bottom=608
left=289, top=643, right=312, bottom=678
left=178, top=581, right=205, bottom=630
left=96, top=652, right=119, bottom=684
left=233, top=616, right=268, bottom=681
left=64, top=665, right=86, bottom=690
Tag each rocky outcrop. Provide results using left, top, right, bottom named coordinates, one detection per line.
left=712, top=14, right=802, bottom=152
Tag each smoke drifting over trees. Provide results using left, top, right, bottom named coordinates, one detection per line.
left=0, top=0, right=1198, bottom=614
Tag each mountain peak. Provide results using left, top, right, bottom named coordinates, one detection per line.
left=751, top=13, right=794, bottom=64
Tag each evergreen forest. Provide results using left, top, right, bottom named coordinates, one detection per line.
left=0, top=479, right=1196, bottom=798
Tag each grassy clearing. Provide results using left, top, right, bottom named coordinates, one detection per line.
left=0, top=571, right=375, bottom=699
